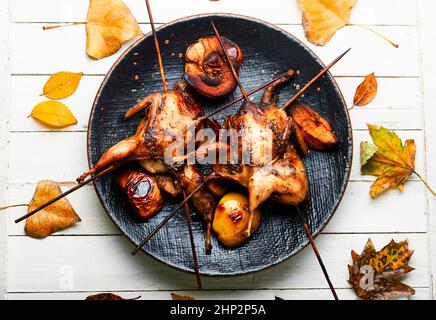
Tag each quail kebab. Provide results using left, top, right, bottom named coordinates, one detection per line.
left=17, top=24, right=344, bottom=252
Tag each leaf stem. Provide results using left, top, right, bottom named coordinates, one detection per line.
left=0, top=204, right=28, bottom=211
left=42, top=22, right=86, bottom=30
left=413, top=170, right=436, bottom=196
left=357, top=26, right=399, bottom=48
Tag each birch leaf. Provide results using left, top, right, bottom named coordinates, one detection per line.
left=42, top=71, right=83, bottom=100
left=298, top=0, right=357, bottom=46
left=86, top=0, right=143, bottom=59
left=31, top=101, right=77, bottom=128
left=25, top=180, right=81, bottom=238
left=353, top=73, right=378, bottom=107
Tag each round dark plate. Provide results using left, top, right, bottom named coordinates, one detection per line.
left=88, top=14, right=352, bottom=276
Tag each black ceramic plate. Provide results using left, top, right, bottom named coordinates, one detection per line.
left=88, top=14, right=352, bottom=276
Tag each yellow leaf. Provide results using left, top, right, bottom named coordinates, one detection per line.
left=359, top=124, right=435, bottom=199
left=298, top=0, right=357, bottom=46
left=25, top=180, right=81, bottom=238
left=353, top=73, right=378, bottom=107
left=86, top=0, right=143, bottom=59
left=42, top=71, right=83, bottom=100
left=31, top=101, right=78, bottom=128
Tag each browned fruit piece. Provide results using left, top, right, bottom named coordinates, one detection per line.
left=184, top=36, right=243, bottom=98
left=117, top=170, right=163, bottom=220
left=212, top=192, right=261, bottom=248
left=290, top=103, right=338, bottom=150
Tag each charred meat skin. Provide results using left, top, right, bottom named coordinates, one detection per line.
left=206, top=70, right=309, bottom=236
left=117, top=170, right=164, bottom=220
left=185, top=36, right=243, bottom=98
left=78, top=80, right=216, bottom=251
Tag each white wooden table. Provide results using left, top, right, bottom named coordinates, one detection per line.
left=1, top=0, right=435, bottom=300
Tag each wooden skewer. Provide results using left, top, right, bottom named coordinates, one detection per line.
left=280, top=48, right=351, bottom=110
left=183, top=190, right=202, bottom=289
left=296, top=206, right=339, bottom=300
left=145, top=0, right=167, bottom=92
left=213, top=21, right=339, bottom=298
left=131, top=182, right=206, bottom=255
left=211, top=21, right=249, bottom=101
left=144, top=0, right=201, bottom=287
left=14, top=165, right=116, bottom=223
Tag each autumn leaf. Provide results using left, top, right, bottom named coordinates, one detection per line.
left=42, top=71, right=83, bottom=100
left=25, top=180, right=81, bottom=238
left=297, top=0, right=357, bottom=46
left=86, top=0, right=143, bottom=59
left=86, top=293, right=141, bottom=300
left=352, top=73, right=378, bottom=108
left=31, top=101, right=77, bottom=128
left=348, top=239, right=415, bottom=300
left=361, top=124, right=436, bottom=198
left=171, top=293, right=196, bottom=300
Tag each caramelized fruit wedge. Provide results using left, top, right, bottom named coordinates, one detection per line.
left=290, top=102, right=338, bottom=150
left=117, top=170, right=163, bottom=220
left=185, top=36, right=243, bottom=98
left=212, top=192, right=261, bottom=248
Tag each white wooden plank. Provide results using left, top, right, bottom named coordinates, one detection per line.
left=10, top=0, right=417, bottom=26
left=6, top=287, right=430, bottom=300
left=7, top=233, right=427, bottom=292
left=5, top=180, right=427, bottom=236
left=0, top=0, right=10, bottom=301
left=279, top=25, right=420, bottom=78
left=274, top=287, right=429, bottom=300
left=417, top=0, right=436, bottom=299
left=9, top=76, right=423, bottom=132
left=324, top=181, right=427, bottom=233
left=10, top=24, right=419, bottom=77
left=336, top=77, right=421, bottom=110
left=8, top=130, right=426, bottom=183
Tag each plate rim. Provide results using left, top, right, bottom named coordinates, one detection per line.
left=86, top=12, right=353, bottom=277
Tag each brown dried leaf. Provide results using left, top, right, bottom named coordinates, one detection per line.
left=353, top=73, right=378, bottom=107
left=42, top=71, right=83, bottom=100
left=86, top=0, right=143, bottom=59
left=298, top=0, right=357, bottom=46
left=31, top=101, right=78, bottom=128
left=25, top=180, right=81, bottom=238
left=171, top=293, right=196, bottom=300
left=348, top=239, right=415, bottom=300
left=86, top=293, right=140, bottom=300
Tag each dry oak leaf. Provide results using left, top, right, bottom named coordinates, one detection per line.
left=31, top=101, right=78, bottom=128
left=353, top=73, right=378, bottom=107
left=86, top=293, right=141, bottom=300
left=42, top=71, right=83, bottom=100
left=86, top=0, right=143, bottom=59
left=25, top=180, right=81, bottom=238
left=298, top=0, right=357, bottom=46
left=348, top=239, right=415, bottom=300
left=361, top=124, right=417, bottom=199
left=171, top=293, right=196, bottom=300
